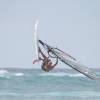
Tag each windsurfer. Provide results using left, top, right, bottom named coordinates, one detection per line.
left=33, top=47, right=58, bottom=71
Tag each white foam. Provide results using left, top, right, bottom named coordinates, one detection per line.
left=14, top=73, right=24, bottom=76
left=67, top=73, right=85, bottom=77
left=39, top=72, right=85, bottom=77
left=40, top=72, right=67, bottom=77
left=0, top=69, right=10, bottom=78
left=1, top=91, right=100, bottom=97
left=0, top=69, right=9, bottom=75
left=0, top=69, right=24, bottom=78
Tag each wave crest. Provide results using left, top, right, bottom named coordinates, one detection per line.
left=0, top=69, right=24, bottom=78
left=14, top=73, right=24, bottom=76
left=39, top=72, right=85, bottom=77
left=0, top=69, right=9, bottom=74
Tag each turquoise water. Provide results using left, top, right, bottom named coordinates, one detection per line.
left=0, top=68, right=100, bottom=100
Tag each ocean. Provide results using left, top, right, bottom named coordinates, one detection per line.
left=0, top=68, right=100, bottom=100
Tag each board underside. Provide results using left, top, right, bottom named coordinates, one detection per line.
left=34, top=21, right=39, bottom=60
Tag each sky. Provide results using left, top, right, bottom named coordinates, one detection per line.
left=0, top=0, right=100, bottom=69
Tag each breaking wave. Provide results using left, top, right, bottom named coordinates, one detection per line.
left=0, top=91, right=100, bottom=97
left=13, top=73, right=24, bottom=76
left=39, top=72, right=85, bottom=77
left=0, top=69, right=9, bottom=78
left=0, top=69, right=24, bottom=78
left=0, top=69, right=9, bottom=74
left=0, top=69, right=85, bottom=78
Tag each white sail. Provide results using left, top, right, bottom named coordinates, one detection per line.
left=52, top=48, right=98, bottom=80
left=38, top=40, right=99, bottom=80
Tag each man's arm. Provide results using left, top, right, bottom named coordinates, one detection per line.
left=38, top=47, right=47, bottom=59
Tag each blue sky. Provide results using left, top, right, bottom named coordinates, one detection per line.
left=0, top=0, right=100, bottom=68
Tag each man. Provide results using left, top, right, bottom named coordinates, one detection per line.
left=33, top=47, right=58, bottom=71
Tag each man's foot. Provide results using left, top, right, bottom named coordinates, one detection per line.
left=32, top=59, right=40, bottom=64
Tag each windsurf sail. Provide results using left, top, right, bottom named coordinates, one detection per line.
left=32, top=22, right=99, bottom=80
left=38, top=40, right=99, bottom=80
